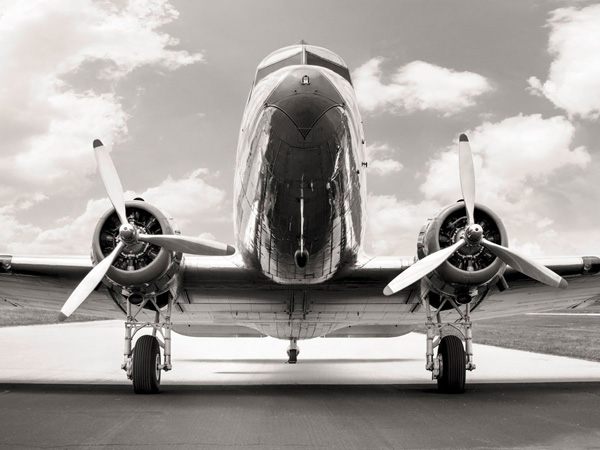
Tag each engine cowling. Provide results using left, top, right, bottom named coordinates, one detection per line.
left=383, top=134, right=567, bottom=302
left=91, top=200, right=183, bottom=301
left=417, top=201, right=508, bottom=299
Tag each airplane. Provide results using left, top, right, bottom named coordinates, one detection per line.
left=1, top=42, right=599, bottom=394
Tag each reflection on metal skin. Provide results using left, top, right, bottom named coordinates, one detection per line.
left=234, top=64, right=366, bottom=284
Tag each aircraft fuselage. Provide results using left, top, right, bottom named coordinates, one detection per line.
left=234, top=47, right=367, bottom=284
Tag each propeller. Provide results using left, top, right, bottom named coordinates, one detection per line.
left=383, top=240, right=466, bottom=296
left=383, top=134, right=567, bottom=296
left=59, top=139, right=236, bottom=321
left=138, top=233, right=235, bottom=256
left=94, top=139, right=127, bottom=226
left=458, top=134, right=476, bottom=226
left=59, top=242, right=125, bottom=321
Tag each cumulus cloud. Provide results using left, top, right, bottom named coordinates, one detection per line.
left=366, top=142, right=403, bottom=176
left=353, top=58, right=491, bottom=115
left=0, top=0, right=202, bottom=199
left=420, top=114, right=589, bottom=205
left=6, top=169, right=228, bottom=254
left=0, top=0, right=203, bottom=254
left=369, top=159, right=403, bottom=176
left=128, top=168, right=227, bottom=228
left=366, top=195, right=440, bottom=256
left=528, top=4, right=600, bottom=119
left=364, top=114, right=591, bottom=256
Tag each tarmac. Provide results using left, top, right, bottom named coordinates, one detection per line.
left=1, top=320, right=600, bottom=385
left=0, top=321, right=600, bottom=449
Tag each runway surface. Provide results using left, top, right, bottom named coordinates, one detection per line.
left=1, top=383, right=600, bottom=449
left=1, top=320, right=600, bottom=385
left=1, top=321, right=600, bottom=449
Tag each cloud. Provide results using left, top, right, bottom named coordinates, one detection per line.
left=353, top=58, right=491, bottom=115
left=0, top=0, right=202, bottom=201
left=366, top=195, right=440, bottom=256
left=420, top=114, right=589, bottom=206
left=0, top=214, right=42, bottom=247
left=369, top=159, right=403, bottom=176
left=364, top=114, right=591, bottom=256
left=528, top=4, right=600, bottom=119
left=0, top=0, right=204, bottom=254
left=366, top=142, right=403, bottom=176
left=128, top=168, right=227, bottom=229
left=6, top=169, right=228, bottom=254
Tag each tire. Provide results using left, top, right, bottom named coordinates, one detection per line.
left=132, top=335, right=161, bottom=394
left=288, top=349, right=298, bottom=364
left=437, top=335, right=466, bottom=393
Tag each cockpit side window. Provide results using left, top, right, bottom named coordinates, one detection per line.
left=255, top=52, right=302, bottom=84
left=306, top=51, right=352, bottom=85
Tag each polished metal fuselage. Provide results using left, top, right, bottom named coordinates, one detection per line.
left=234, top=65, right=367, bottom=284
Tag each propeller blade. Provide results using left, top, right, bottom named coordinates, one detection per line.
left=384, top=239, right=466, bottom=296
left=93, top=139, right=128, bottom=226
left=481, top=238, right=567, bottom=289
left=138, top=234, right=236, bottom=256
left=459, top=134, right=476, bottom=226
left=59, top=242, right=125, bottom=321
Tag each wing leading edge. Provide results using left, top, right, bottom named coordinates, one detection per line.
left=1, top=253, right=600, bottom=333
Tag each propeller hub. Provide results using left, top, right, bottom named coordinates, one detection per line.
left=465, top=224, right=483, bottom=245
left=119, top=223, right=138, bottom=244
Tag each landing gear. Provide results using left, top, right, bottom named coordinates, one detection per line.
left=288, top=349, right=298, bottom=364
left=437, top=335, right=465, bottom=393
left=132, top=335, right=161, bottom=394
left=424, top=292, right=474, bottom=394
left=122, top=294, right=172, bottom=394
left=287, top=339, right=300, bottom=364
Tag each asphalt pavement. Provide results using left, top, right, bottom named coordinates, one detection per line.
left=1, top=321, right=600, bottom=449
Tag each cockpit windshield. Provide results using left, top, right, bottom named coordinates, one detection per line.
left=255, top=43, right=352, bottom=85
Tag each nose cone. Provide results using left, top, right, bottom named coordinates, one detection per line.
left=266, top=68, right=344, bottom=141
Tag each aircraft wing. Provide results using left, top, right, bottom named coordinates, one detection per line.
left=179, top=254, right=600, bottom=333
left=1, top=253, right=599, bottom=328
left=468, top=256, right=600, bottom=320
left=0, top=255, right=123, bottom=319
left=346, top=255, right=600, bottom=321
left=0, top=254, right=259, bottom=321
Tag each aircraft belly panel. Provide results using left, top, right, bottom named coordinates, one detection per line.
left=175, top=286, right=421, bottom=339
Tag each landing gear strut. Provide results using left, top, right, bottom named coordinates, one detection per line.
left=122, top=294, right=172, bottom=394
left=424, top=292, right=475, bottom=393
left=287, top=339, right=300, bottom=364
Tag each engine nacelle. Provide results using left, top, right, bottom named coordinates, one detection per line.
left=417, top=202, right=508, bottom=299
left=91, top=200, right=183, bottom=303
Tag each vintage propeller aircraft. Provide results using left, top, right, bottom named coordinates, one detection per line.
left=1, top=43, right=599, bottom=394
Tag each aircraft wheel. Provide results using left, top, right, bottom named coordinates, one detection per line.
left=288, top=349, right=298, bottom=364
left=437, top=335, right=465, bottom=393
left=132, top=335, right=161, bottom=394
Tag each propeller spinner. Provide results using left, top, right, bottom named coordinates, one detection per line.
left=383, top=134, right=567, bottom=296
left=59, top=140, right=236, bottom=321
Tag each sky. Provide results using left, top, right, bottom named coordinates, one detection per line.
left=1, top=0, right=600, bottom=259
